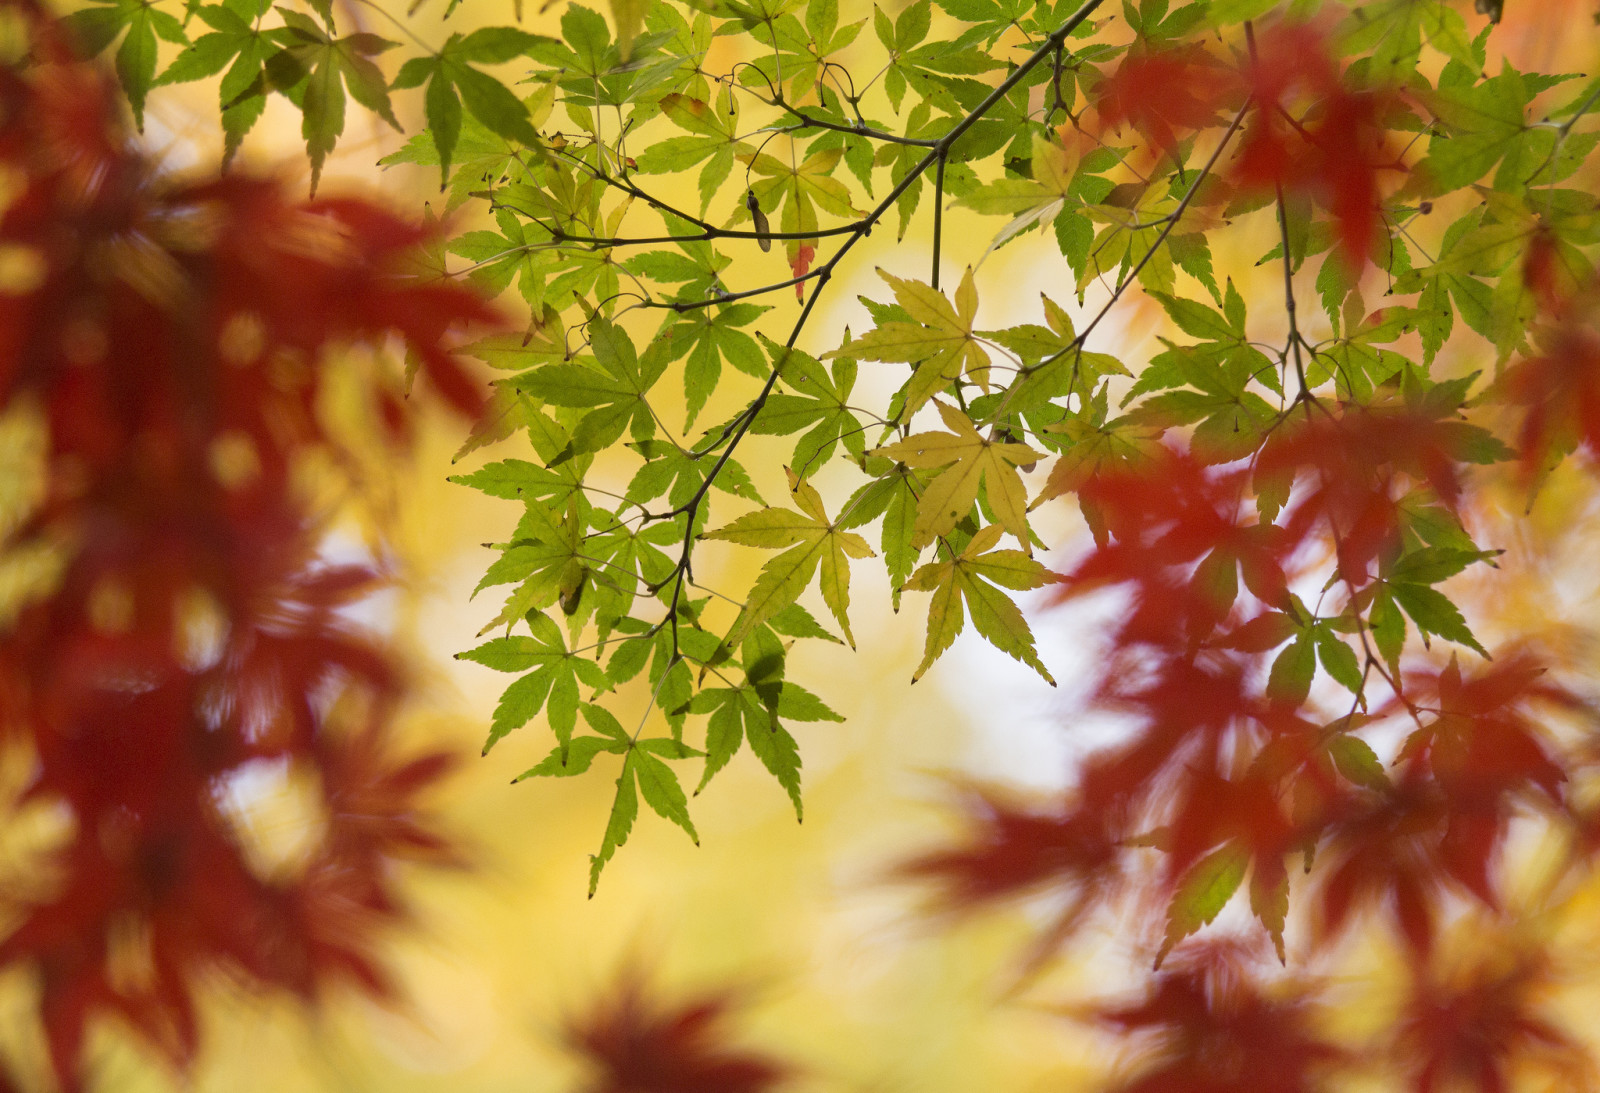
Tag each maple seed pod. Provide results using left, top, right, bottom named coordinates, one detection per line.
left=746, top=190, right=771, bottom=252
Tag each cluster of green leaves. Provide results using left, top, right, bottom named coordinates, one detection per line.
left=91, top=0, right=1600, bottom=897
left=69, top=0, right=549, bottom=190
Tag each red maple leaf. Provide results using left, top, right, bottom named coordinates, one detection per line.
left=1258, top=400, right=1498, bottom=586
left=1502, top=294, right=1600, bottom=480
left=567, top=970, right=794, bottom=1093
left=1063, top=450, right=1300, bottom=643
left=1395, top=942, right=1593, bottom=1093
left=1094, top=43, right=1237, bottom=161
left=1090, top=939, right=1348, bottom=1093
left=1233, top=23, right=1405, bottom=270
left=894, top=782, right=1124, bottom=948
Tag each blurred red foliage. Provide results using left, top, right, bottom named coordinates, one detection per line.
left=903, top=425, right=1595, bottom=1079
left=0, top=2, right=493, bottom=1087
left=567, top=970, right=793, bottom=1093
left=1088, top=23, right=1402, bottom=269
left=1091, top=941, right=1346, bottom=1093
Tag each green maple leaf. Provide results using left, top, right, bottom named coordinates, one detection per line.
left=64, top=0, right=189, bottom=132
left=460, top=611, right=610, bottom=756
left=641, top=302, right=768, bottom=429
left=520, top=705, right=700, bottom=895
left=635, top=88, right=748, bottom=214
left=903, top=523, right=1057, bottom=684
left=871, top=400, right=1042, bottom=554
left=953, top=132, right=1081, bottom=259
left=703, top=468, right=875, bottom=648
left=380, top=86, right=552, bottom=211
left=1156, top=841, right=1248, bottom=967
left=516, top=319, right=665, bottom=457
left=749, top=338, right=866, bottom=476
left=391, top=26, right=545, bottom=188
left=830, top=267, right=992, bottom=417
left=154, top=0, right=274, bottom=165
left=473, top=499, right=591, bottom=633
left=685, top=629, right=840, bottom=816
left=740, top=145, right=863, bottom=268
left=262, top=8, right=400, bottom=194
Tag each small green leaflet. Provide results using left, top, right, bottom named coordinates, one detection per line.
left=1157, top=841, right=1249, bottom=967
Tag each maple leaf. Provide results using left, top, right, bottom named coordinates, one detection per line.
left=261, top=10, right=401, bottom=195
left=519, top=318, right=666, bottom=456
left=567, top=968, right=794, bottom=1093
left=870, top=400, right=1043, bottom=555
left=389, top=25, right=543, bottom=187
left=1061, top=451, right=1299, bottom=644
left=634, top=88, right=748, bottom=214
left=896, top=783, right=1122, bottom=914
left=1091, top=940, right=1348, bottom=1093
left=1502, top=296, right=1600, bottom=481
left=458, top=610, right=612, bottom=757
left=952, top=132, right=1085, bottom=259
left=59, top=0, right=188, bottom=131
left=747, top=339, right=866, bottom=477
left=1383, top=655, right=1572, bottom=907
left=827, top=267, right=991, bottom=417
left=1233, top=23, right=1404, bottom=269
left=1395, top=940, right=1594, bottom=1093
left=1093, top=43, right=1234, bottom=161
left=1257, top=394, right=1507, bottom=588
left=703, top=468, right=875, bottom=648
left=681, top=628, right=839, bottom=819
left=902, top=523, right=1058, bottom=684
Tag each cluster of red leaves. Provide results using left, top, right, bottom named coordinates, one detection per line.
left=1090, top=22, right=1403, bottom=268
left=1234, top=23, right=1404, bottom=269
left=1503, top=288, right=1600, bottom=480
left=566, top=970, right=793, bottom=1093
left=902, top=425, right=1596, bottom=1084
left=0, top=4, right=495, bottom=1088
left=1257, top=397, right=1497, bottom=585
left=1089, top=936, right=1591, bottom=1093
